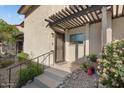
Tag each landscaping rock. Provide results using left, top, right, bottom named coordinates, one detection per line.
left=58, top=69, right=102, bottom=88
left=27, top=80, right=33, bottom=84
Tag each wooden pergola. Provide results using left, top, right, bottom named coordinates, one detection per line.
left=45, top=5, right=124, bottom=30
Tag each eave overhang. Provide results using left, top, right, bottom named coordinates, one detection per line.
left=18, top=5, right=32, bottom=15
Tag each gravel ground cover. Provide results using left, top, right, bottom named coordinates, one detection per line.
left=58, top=69, right=105, bottom=88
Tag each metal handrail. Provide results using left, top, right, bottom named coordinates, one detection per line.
left=7, top=50, right=54, bottom=88
left=7, top=50, right=54, bottom=70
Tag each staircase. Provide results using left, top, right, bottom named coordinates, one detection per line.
left=6, top=50, right=72, bottom=88
left=22, top=67, right=69, bottom=88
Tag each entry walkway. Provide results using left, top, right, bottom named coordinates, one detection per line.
left=22, top=62, right=80, bottom=88
left=22, top=67, right=69, bottom=88
left=22, top=62, right=105, bottom=88
left=51, top=62, right=80, bottom=73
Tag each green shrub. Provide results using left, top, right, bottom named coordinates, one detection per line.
left=17, top=62, right=43, bottom=87
left=17, top=52, right=29, bottom=62
left=0, top=60, right=15, bottom=68
left=97, top=40, right=124, bottom=87
left=80, top=62, right=90, bottom=72
left=87, top=53, right=97, bottom=62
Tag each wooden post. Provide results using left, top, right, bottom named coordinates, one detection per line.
left=85, top=23, right=90, bottom=56
left=101, top=7, right=112, bottom=50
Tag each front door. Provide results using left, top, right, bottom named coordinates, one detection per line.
left=55, top=32, right=65, bottom=63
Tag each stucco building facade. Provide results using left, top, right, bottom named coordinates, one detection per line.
left=18, top=5, right=124, bottom=65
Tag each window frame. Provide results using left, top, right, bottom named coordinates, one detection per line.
left=70, top=33, right=85, bottom=44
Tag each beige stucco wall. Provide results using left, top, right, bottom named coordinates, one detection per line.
left=65, top=26, right=86, bottom=62
left=112, top=17, right=124, bottom=40
left=65, top=16, right=124, bottom=63
left=23, top=5, right=124, bottom=64
left=65, top=23, right=101, bottom=62
left=89, top=23, right=101, bottom=55
left=23, top=5, right=66, bottom=65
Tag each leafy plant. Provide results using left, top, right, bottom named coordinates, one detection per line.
left=97, top=40, right=124, bottom=87
left=87, top=53, right=97, bottom=62
left=80, top=62, right=90, bottom=72
left=17, top=52, right=29, bottom=62
left=0, top=19, right=20, bottom=43
left=17, top=62, right=43, bottom=87
left=0, top=60, right=15, bottom=68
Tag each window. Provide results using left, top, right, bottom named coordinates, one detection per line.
left=70, top=33, right=85, bottom=44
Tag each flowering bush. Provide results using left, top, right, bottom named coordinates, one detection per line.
left=97, top=40, right=124, bottom=87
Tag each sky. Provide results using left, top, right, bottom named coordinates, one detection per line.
left=0, top=5, right=24, bottom=25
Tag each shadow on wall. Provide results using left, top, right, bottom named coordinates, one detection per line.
left=68, top=56, right=86, bottom=72
left=69, top=42, right=86, bottom=62
left=61, top=35, right=86, bottom=72
left=50, top=41, right=83, bottom=72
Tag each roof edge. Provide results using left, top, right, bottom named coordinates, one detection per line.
left=17, top=5, right=25, bottom=14
left=17, top=5, right=32, bottom=15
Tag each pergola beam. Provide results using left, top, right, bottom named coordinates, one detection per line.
left=85, top=5, right=96, bottom=21
left=49, top=16, right=56, bottom=21
left=94, top=11, right=100, bottom=20
left=78, top=5, right=92, bottom=22
left=56, top=24, right=66, bottom=30
left=55, top=12, right=70, bottom=28
left=60, top=10, right=75, bottom=26
left=65, top=6, right=83, bottom=25
left=65, top=7, right=82, bottom=26
left=90, top=12, right=96, bottom=21
left=61, top=9, right=74, bottom=25
left=81, top=15, right=88, bottom=23
left=64, top=7, right=80, bottom=26
left=69, top=6, right=84, bottom=25
left=49, top=5, right=107, bottom=26
left=45, top=5, right=124, bottom=30
left=45, top=19, right=53, bottom=23
left=57, top=12, right=75, bottom=28
left=73, top=5, right=87, bottom=24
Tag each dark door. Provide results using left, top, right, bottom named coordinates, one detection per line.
left=55, top=33, right=65, bottom=63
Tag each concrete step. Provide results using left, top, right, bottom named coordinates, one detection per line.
left=23, top=79, right=49, bottom=88
left=34, top=74, right=61, bottom=88
left=22, top=67, right=69, bottom=88
left=44, top=68, right=69, bottom=82
left=22, top=82, right=40, bottom=88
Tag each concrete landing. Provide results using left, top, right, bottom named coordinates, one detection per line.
left=51, top=62, right=80, bottom=73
